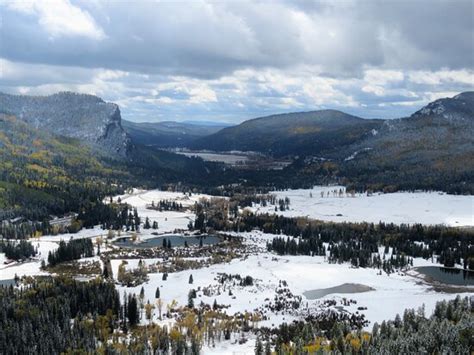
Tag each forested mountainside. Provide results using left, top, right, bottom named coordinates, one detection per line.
left=189, top=92, right=473, bottom=193
left=0, top=91, right=472, bottom=224
left=123, top=120, right=230, bottom=148
left=0, top=113, right=215, bottom=220
left=191, top=110, right=382, bottom=157
left=338, top=92, right=474, bottom=193
left=0, top=114, right=129, bottom=220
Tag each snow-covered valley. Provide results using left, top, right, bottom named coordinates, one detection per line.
left=1, top=187, right=473, bottom=354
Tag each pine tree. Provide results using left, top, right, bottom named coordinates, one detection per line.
left=127, top=294, right=139, bottom=326
left=255, top=338, right=263, bottom=355
left=188, top=290, right=195, bottom=308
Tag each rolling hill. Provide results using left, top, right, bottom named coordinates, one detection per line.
left=190, top=110, right=383, bottom=157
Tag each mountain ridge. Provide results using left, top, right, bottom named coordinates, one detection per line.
left=190, top=109, right=383, bottom=157
left=0, top=91, right=131, bottom=157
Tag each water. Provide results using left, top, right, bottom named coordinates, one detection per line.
left=0, top=279, right=16, bottom=287
left=113, top=235, right=221, bottom=248
left=415, top=266, right=474, bottom=286
left=303, top=283, right=374, bottom=300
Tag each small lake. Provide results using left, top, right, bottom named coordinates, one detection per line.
left=304, top=283, right=374, bottom=300
left=415, top=266, right=474, bottom=286
left=0, top=279, right=16, bottom=287
left=113, top=235, right=221, bottom=248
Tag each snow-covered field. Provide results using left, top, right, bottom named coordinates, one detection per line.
left=113, top=231, right=472, bottom=332
left=0, top=240, right=57, bottom=280
left=254, top=186, right=473, bottom=226
left=113, top=189, right=218, bottom=235
left=1, top=186, right=472, bottom=354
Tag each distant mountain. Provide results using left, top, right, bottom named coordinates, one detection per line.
left=123, top=120, right=231, bottom=148
left=180, top=120, right=233, bottom=127
left=190, top=110, right=383, bottom=157
left=0, top=92, right=130, bottom=157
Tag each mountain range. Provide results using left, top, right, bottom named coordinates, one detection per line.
left=189, top=93, right=473, bottom=161
left=0, top=90, right=472, bottom=213
left=122, top=120, right=230, bottom=148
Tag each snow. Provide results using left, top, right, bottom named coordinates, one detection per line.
left=112, top=189, right=219, bottom=235
left=0, top=226, right=107, bottom=281
left=42, top=226, right=106, bottom=242
left=178, top=152, right=250, bottom=165
left=2, top=185, right=472, bottom=354
left=113, top=230, right=473, bottom=331
left=254, top=186, right=473, bottom=226
left=0, top=240, right=57, bottom=280
left=344, top=148, right=372, bottom=161
left=202, top=336, right=256, bottom=355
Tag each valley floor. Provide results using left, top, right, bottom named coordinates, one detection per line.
left=1, top=187, right=473, bottom=354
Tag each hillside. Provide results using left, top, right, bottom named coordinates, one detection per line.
left=122, top=120, right=230, bottom=148
left=329, top=92, right=474, bottom=193
left=194, top=92, right=473, bottom=193
left=0, top=92, right=130, bottom=157
left=190, top=110, right=383, bottom=157
left=0, top=114, right=129, bottom=219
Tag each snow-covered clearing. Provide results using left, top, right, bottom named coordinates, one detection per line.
left=0, top=226, right=106, bottom=281
left=112, top=189, right=219, bottom=235
left=254, top=186, right=473, bottom=226
left=0, top=240, right=57, bottom=280
left=112, top=231, right=472, bottom=330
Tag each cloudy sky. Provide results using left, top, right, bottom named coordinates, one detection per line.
left=0, top=0, right=473, bottom=123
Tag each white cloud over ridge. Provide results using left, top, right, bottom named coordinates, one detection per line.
left=0, top=0, right=472, bottom=122
left=4, top=0, right=105, bottom=40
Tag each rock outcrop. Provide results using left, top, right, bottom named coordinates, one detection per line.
left=0, top=91, right=130, bottom=157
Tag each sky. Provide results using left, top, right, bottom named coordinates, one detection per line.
left=0, top=0, right=473, bottom=123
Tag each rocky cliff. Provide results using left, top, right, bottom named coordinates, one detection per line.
left=0, top=92, right=130, bottom=157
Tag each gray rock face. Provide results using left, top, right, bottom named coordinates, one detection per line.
left=411, top=91, right=474, bottom=123
left=0, top=91, right=130, bottom=157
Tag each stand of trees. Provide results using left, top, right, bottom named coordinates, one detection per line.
left=260, top=296, right=472, bottom=354
left=79, top=202, right=141, bottom=231
left=148, top=199, right=184, bottom=212
left=0, top=276, right=253, bottom=354
left=0, top=239, right=37, bottom=261
left=47, top=238, right=94, bottom=266
left=0, top=277, right=121, bottom=354
left=237, top=214, right=473, bottom=270
left=192, top=202, right=473, bottom=270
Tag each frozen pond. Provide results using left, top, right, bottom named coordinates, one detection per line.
left=416, top=266, right=474, bottom=286
left=176, top=151, right=249, bottom=165
left=113, top=234, right=221, bottom=248
left=303, top=283, right=375, bottom=300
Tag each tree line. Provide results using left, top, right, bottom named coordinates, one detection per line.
left=257, top=296, right=472, bottom=354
